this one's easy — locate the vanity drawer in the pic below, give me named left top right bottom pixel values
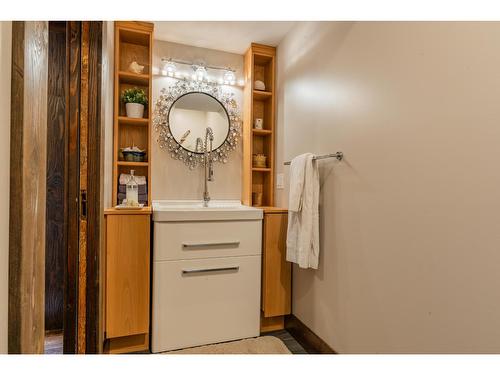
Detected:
left=153, top=220, right=262, bottom=261
left=151, top=255, right=261, bottom=352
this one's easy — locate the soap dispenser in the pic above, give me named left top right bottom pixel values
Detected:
left=125, top=169, right=139, bottom=206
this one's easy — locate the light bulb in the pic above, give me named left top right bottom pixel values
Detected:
left=223, top=70, right=236, bottom=84
left=195, top=66, right=207, bottom=81
left=165, top=61, right=176, bottom=76
left=161, top=59, right=177, bottom=77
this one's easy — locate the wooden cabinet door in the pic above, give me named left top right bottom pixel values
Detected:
left=262, top=212, right=291, bottom=317
left=105, top=214, right=150, bottom=338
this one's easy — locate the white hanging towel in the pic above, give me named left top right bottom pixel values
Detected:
left=286, top=153, right=320, bottom=269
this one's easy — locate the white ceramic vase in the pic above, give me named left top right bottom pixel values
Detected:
left=126, top=103, right=145, bottom=118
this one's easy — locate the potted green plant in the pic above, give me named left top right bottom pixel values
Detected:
left=121, top=87, right=148, bottom=118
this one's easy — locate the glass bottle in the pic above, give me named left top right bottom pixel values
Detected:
left=126, top=169, right=139, bottom=206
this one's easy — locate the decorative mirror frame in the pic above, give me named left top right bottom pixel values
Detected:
left=153, top=80, right=241, bottom=170
left=167, top=92, right=231, bottom=155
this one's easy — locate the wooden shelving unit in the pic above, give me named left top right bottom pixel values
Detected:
left=117, top=161, right=149, bottom=167
left=106, top=21, right=154, bottom=355
left=112, top=21, right=154, bottom=207
left=242, top=44, right=276, bottom=207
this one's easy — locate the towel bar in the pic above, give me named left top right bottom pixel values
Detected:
left=284, top=152, right=343, bottom=165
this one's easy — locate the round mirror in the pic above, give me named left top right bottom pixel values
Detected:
left=168, top=92, right=230, bottom=154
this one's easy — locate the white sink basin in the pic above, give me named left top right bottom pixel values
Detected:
left=152, top=200, right=263, bottom=221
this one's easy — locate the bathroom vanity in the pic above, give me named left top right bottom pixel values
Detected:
left=104, top=27, right=290, bottom=353
left=151, top=200, right=263, bottom=353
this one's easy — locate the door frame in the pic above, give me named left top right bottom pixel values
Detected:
left=8, top=20, right=102, bottom=354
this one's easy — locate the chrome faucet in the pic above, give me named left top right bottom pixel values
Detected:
left=203, top=127, right=214, bottom=207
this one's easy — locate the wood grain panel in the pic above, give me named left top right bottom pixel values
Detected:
left=116, top=21, right=154, bottom=34
left=250, top=43, right=276, bottom=57
left=241, top=47, right=253, bottom=205
left=105, top=214, right=150, bottom=339
left=8, top=20, right=25, bottom=355
left=45, top=21, right=67, bottom=333
left=8, top=21, right=48, bottom=354
left=64, top=21, right=103, bottom=354
left=85, top=21, right=103, bottom=354
left=262, top=210, right=291, bottom=318
left=65, top=21, right=81, bottom=354
left=76, top=21, right=90, bottom=354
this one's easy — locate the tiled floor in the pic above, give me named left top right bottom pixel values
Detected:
left=264, top=330, right=308, bottom=354
left=44, top=331, right=63, bottom=354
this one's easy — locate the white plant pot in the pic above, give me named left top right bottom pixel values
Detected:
left=126, top=103, right=145, bottom=118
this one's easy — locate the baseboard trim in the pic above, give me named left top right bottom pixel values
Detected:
left=285, top=314, right=336, bottom=354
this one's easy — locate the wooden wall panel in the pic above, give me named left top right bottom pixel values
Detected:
left=77, top=21, right=89, bottom=355
left=8, top=20, right=24, bottom=355
left=45, top=21, right=68, bottom=332
left=85, top=21, right=103, bottom=354
left=65, top=21, right=81, bottom=354
left=65, top=21, right=103, bottom=354
left=10, top=20, right=102, bottom=355
left=8, top=21, right=48, bottom=354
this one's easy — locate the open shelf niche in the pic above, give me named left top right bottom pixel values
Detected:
left=112, top=21, right=154, bottom=207
left=242, top=44, right=276, bottom=208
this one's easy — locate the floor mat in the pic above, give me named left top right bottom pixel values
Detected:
left=165, top=336, right=292, bottom=354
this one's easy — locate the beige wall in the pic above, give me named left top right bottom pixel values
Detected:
left=0, top=21, right=11, bottom=354
left=277, top=21, right=500, bottom=353
left=152, top=40, right=243, bottom=201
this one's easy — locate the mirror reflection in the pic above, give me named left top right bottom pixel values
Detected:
left=168, top=92, right=230, bottom=153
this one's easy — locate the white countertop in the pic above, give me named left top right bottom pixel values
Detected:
left=152, top=200, right=263, bottom=222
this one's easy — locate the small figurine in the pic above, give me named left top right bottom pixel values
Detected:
left=128, top=61, right=145, bottom=74
left=254, top=80, right=266, bottom=91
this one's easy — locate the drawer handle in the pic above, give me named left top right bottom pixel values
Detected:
left=182, top=266, right=240, bottom=275
left=182, top=241, right=240, bottom=249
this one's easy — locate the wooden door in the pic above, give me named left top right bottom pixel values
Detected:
left=67, top=21, right=102, bottom=354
